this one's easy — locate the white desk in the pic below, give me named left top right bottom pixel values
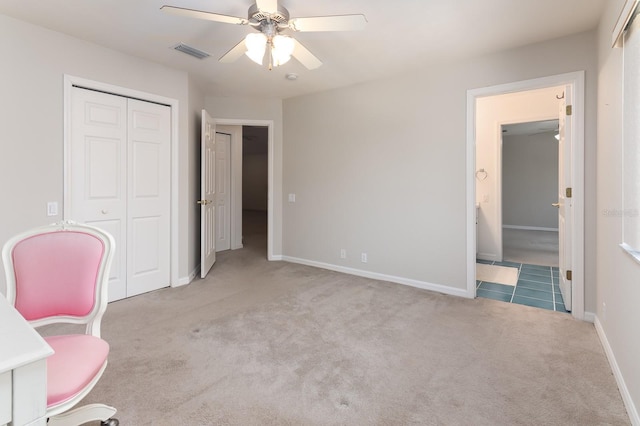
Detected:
left=0, top=294, right=53, bottom=426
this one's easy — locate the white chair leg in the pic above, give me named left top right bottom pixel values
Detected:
left=47, top=403, right=117, bottom=426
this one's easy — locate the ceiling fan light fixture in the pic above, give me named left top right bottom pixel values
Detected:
left=245, top=32, right=267, bottom=64
left=271, top=35, right=295, bottom=66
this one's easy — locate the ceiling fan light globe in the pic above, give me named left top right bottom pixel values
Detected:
left=273, top=35, right=295, bottom=56
left=245, top=32, right=267, bottom=65
left=272, top=51, right=292, bottom=67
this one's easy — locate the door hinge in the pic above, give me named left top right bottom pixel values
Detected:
left=566, top=187, right=572, bottom=198
left=566, top=105, right=572, bottom=115
left=566, top=270, right=572, bottom=281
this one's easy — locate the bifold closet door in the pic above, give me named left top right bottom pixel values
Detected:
left=69, top=87, right=170, bottom=301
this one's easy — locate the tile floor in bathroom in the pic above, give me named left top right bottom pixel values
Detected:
left=476, top=259, right=569, bottom=313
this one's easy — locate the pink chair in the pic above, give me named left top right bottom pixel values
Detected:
left=2, top=221, right=119, bottom=426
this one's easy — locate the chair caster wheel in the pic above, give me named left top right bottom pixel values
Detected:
left=101, top=419, right=119, bottom=426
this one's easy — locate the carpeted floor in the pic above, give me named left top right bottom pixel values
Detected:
left=70, top=212, right=627, bottom=425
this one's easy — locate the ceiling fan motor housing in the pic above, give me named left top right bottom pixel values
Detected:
left=248, top=3, right=290, bottom=26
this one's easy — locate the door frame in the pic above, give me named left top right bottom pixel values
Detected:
left=214, top=118, right=275, bottom=260
left=62, top=75, right=180, bottom=288
left=466, top=71, right=585, bottom=320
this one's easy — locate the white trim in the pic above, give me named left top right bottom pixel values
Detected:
left=466, top=71, right=586, bottom=320
left=63, top=75, right=181, bottom=289
left=583, top=311, right=595, bottom=323
left=212, top=118, right=275, bottom=260
left=178, top=265, right=200, bottom=286
left=594, top=316, right=640, bottom=425
left=502, top=225, right=559, bottom=232
left=613, top=0, right=640, bottom=47
left=282, top=256, right=470, bottom=299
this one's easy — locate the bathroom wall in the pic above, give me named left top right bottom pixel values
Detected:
left=502, top=131, right=559, bottom=230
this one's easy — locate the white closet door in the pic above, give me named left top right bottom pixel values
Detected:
left=126, top=99, right=171, bottom=297
left=69, top=87, right=170, bottom=300
left=70, top=87, right=128, bottom=301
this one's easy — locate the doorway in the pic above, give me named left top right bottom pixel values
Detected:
left=202, top=118, right=275, bottom=272
left=501, top=120, right=560, bottom=267
left=466, top=72, right=585, bottom=320
left=242, top=126, right=269, bottom=254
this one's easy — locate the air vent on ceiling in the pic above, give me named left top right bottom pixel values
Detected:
left=174, top=43, right=210, bottom=60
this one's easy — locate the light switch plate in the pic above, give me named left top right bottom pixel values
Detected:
left=47, top=202, right=58, bottom=216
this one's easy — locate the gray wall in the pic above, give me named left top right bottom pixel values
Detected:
left=283, top=30, right=597, bottom=295
left=502, top=131, right=558, bottom=229
left=597, top=0, right=640, bottom=418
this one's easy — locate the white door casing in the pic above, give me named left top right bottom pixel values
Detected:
left=200, top=109, right=216, bottom=278
left=69, top=87, right=170, bottom=301
left=215, top=132, right=231, bottom=252
left=558, top=86, right=573, bottom=311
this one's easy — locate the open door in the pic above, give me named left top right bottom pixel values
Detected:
left=199, top=109, right=216, bottom=278
left=557, top=87, right=572, bottom=310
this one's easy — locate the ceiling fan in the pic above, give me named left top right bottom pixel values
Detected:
left=161, top=0, right=367, bottom=70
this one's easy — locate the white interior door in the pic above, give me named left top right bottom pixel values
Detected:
left=200, top=110, right=216, bottom=278
left=70, top=87, right=170, bottom=301
left=126, top=99, right=171, bottom=297
left=215, top=132, right=231, bottom=252
left=558, top=86, right=573, bottom=311
left=70, top=87, right=128, bottom=301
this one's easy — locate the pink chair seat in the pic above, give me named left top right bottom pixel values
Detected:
left=45, top=334, right=109, bottom=407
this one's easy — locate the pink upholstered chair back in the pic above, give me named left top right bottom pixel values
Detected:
left=2, top=221, right=115, bottom=336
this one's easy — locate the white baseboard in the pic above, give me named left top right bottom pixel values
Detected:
left=503, top=225, right=559, bottom=232
left=280, top=256, right=470, bottom=299
left=175, top=265, right=200, bottom=287
left=269, top=254, right=283, bottom=261
left=476, top=253, right=499, bottom=262
left=594, top=316, right=639, bottom=425
left=583, top=311, right=595, bottom=323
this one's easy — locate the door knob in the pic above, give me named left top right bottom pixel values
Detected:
left=552, top=203, right=560, bottom=208
left=101, top=209, right=109, bottom=214
left=197, top=199, right=210, bottom=205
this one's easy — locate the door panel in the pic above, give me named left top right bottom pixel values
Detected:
left=201, top=110, right=216, bottom=278
left=127, top=99, right=171, bottom=297
left=216, top=132, right=231, bottom=252
left=71, top=87, right=128, bottom=301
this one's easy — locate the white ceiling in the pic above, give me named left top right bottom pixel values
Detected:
left=0, top=0, right=606, bottom=99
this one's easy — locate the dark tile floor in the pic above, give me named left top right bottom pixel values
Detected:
left=476, top=260, right=569, bottom=313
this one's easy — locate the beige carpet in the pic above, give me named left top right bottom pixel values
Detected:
left=50, top=212, right=627, bottom=425
left=476, top=263, right=519, bottom=286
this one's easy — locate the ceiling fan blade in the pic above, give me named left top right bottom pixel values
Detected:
left=160, top=6, right=247, bottom=25
left=289, top=14, right=367, bottom=32
left=219, top=39, right=247, bottom=63
left=292, top=39, right=322, bottom=70
left=256, top=0, right=278, bottom=14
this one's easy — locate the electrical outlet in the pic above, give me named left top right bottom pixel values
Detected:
left=340, top=249, right=346, bottom=259
left=288, top=193, right=296, bottom=203
left=361, top=253, right=367, bottom=263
